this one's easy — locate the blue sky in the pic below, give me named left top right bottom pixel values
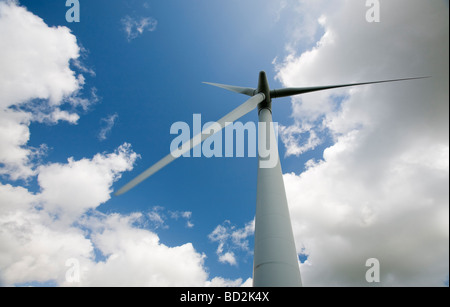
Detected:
left=0, top=0, right=448, bottom=286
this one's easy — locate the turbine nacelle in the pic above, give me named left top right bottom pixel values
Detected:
left=257, top=71, right=272, bottom=113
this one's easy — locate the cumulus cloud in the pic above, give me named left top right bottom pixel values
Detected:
left=78, top=213, right=208, bottom=287
left=0, top=143, right=137, bottom=286
left=0, top=1, right=95, bottom=180
left=0, top=182, right=87, bottom=286
left=0, top=1, right=79, bottom=108
left=37, top=143, right=138, bottom=223
left=121, top=15, right=157, bottom=42
left=0, top=109, right=34, bottom=180
left=0, top=143, right=227, bottom=287
left=274, top=0, right=449, bottom=286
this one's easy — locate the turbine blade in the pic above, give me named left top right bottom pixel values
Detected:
left=203, top=82, right=256, bottom=96
left=115, top=93, right=265, bottom=196
left=270, top=77, right=429, bottom=98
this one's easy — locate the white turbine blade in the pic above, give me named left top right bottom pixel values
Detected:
left=270, top=77, right=429, bottom=98
left=203, top=82, right=256, bottom=96
left=115, top=93, right=265, bottom=196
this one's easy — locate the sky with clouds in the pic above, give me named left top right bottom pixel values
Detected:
left=0, top=0, right=448, bottom=287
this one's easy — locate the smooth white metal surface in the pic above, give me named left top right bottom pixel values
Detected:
left=253, top=108, right=302, bottom=287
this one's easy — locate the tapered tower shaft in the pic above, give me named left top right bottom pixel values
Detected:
left=253, top=107, right=302, bottom=287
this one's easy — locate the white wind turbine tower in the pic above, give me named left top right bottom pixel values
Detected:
left=115, top=71, right=426, bottom=287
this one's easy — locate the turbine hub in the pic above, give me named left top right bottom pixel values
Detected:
left=257, top=71, right=272, bottom=113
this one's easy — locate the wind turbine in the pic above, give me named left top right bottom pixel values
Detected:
left=115, top=71, right=426, bottom=287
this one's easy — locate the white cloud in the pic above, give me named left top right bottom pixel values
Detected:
left=0, top=144, right=225, bottom=287
left=0, top=1, right=80, bottom=108
left=0, top=183, right=36, bottom=215
left=0, top=142, right=138, bottom=286
left=275, top=0, right=449, bottom=286
left=147, top=206, right=168, bottom=230
left=0, top=109, right=35, bottom=180
left=79, top=213, right=209, bottom=287
left=146, top=207, right=195, bottom=230
left=98, top=113, right=118, bottom=141
left=218, top=252, right=237, bottom=266
left=121, top=15, right=157, bottom=42
left=209, top=220, right=255, bottom=266
left=37, top=143, right=138, bottom=224
left=0, top=1, right=95, bottom=180
left=0, top=184, right=94, bottom=286
left=206, top=276, right=252, bottom=287
left=170, top=210, right=195, bottom=228
left=279, top=122, right=322, bottom=157
left=230, top=219, right=255, bottom=251
left=36, top=108, right=80, bottom=125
